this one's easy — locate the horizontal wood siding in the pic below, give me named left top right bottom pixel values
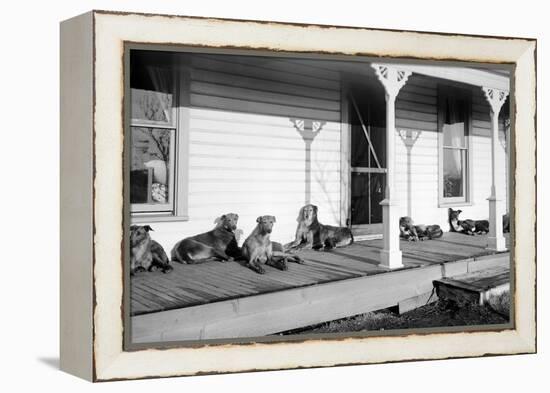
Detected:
left=133, top=58, right=509, bottom=256
left=139, top=55, right=341, bottom=252
left=395, top=74, right=508, bottom=230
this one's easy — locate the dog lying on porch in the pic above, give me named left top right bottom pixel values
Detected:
left=171, top=213, right=242, bottom=264
left=448, top=208, right=490, bottom=235
left=130, top=225, right=173, bottom=275
left=284, top=204, right=354, bottom=251
left=242, top=215, right=304, bottom=274
left=399, top=216, right=443, bottom=241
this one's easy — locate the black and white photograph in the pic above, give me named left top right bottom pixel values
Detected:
left=127, top=49, right=513, bottom=345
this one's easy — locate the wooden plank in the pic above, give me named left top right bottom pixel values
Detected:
left=191, top=68, right=341, bottom=100
left=191, top=81, right=340, bottom=111
left=190, top=94, right=340, bottom=122
left=191, top=56, right=341, bottom=90
left=131, top=264, right=444, bottom=342
left=398, top=290, right=439, bottom=314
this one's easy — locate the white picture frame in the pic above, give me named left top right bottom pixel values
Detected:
left=60, top=10, right=536, bottom=381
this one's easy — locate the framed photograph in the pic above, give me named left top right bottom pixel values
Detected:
left=60, top=10, right=536, bottom=382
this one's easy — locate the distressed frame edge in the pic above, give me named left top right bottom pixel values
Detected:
left=59, top=11, right=96, bottom=381
left=86, top=11, right=536, bottom=381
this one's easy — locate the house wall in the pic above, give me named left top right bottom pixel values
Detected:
left=135, top=58, right=509, bottom=254
left=394, top=73, right=508, bottom=230
left=139, top=55, right=342, bottom=252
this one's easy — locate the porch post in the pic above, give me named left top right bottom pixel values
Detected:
left=482, top=87, right=509, bottom=251
left=371, top=64, right=411, bottom=269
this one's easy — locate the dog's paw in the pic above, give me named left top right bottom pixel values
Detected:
left=134, top=266, right=146, bottom=274
left=162, top=265, right=173, bottom=273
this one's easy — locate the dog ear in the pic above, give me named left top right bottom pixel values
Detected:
left=143, top=225, right=153, bottom=232
left=298, top=206, right=305, bottom=221
left=272, top=216, right=277, bottom=223
left=457, top=210, right=462, bottom=214
left=256, top=216, right=262, bottom=223
left=448, top=208, right=452, bottom=214
left=221, top=214, right=227, bottom=221
left=312, top=205, right=318, bottom=214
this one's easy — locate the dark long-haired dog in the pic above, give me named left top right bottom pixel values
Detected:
left=130, top=225, right=172, bottom=275
left=242, top=215, right=304, bottom=274
left=399, top=216, right=443, bottom=241
left=284, top=204, right=354, bottom=251
left=171, top=213, right=242, bottom=264
left=448, top=208, right=489, bottom=235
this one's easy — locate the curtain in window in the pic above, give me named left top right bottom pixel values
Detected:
left=146, top=66, right=173, bottom=123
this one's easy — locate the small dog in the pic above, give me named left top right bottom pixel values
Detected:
left=400, top=217, right=443, bottom=241
left=448, top=208, right=489, bottom=235
left=130, top=225, right=172, bottom=275
left=242, top=215, right=303, bottom=274
left=171, top=213, right=242, bottom=264
left=285, top=204, right=354, bottom=251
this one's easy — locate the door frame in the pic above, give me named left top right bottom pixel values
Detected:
left=340, top=81, right=386, bottom=235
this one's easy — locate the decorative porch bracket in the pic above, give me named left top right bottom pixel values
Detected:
left=482, top=87, right=509, bottom=251
left=371, top=64, right=412, bottom=269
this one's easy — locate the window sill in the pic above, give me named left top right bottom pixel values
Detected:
left=438, top=201, right=473, bottom=208
left=130, top=214, right=189, bottom=223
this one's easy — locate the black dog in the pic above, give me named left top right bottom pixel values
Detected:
left=448, top=208, right=489, bottom=235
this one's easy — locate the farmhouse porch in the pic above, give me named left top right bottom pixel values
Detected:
left=131, top=232, right=510, bottom=343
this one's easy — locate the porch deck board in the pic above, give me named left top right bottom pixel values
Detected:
left=130, top=232, right=509, bottom=316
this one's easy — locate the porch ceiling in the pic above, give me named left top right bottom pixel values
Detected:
left=289, top=58, right=510, bottom=91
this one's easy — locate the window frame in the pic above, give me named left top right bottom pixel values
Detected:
left=128, top=52, right=190, bottom=222
left=437, top=84, right=473, bottom=207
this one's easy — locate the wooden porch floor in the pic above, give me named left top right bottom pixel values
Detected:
left=130, top=232, right=509, bottom=316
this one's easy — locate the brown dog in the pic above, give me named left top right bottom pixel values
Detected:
left=284, top=204, right=353, bottom=251
left=171, top=213, right=242, bottom=264
left=130, top=225, right=172, bottom=275
left=242, top=215, right=303, bottom=274
left=400, top=216, right=443, bottom=241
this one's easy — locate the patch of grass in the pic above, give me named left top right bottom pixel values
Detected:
left=279, top=299, right=509, bottom=336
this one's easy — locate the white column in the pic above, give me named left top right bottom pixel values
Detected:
left=482, top=87, right=509, bottom=251
left=371, top=64, right=412, bottom=269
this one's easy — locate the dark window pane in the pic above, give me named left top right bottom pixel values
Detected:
left=443, top=96, right=466, bottom=147
left=351, top=172, right=385, bottom=225
left=443, top=148, right=464, bottom=198
left=130, top=51, right=174, bottom=124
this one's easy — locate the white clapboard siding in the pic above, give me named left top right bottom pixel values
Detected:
left=394, top=74, right=508, bottom=229
left=141, top=55, right=342, bottom=252
left=134, top=58, right=509, bottom=254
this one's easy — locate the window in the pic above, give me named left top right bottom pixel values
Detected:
left=438, top=86, right=471, bottom=205
left=129, top=51, right=187, bottom=218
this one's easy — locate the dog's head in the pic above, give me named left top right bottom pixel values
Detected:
left=256, top=215, right=276, bottom=234
left=217, top=213, right=239, bottom=231
left=399, top=216, right=414, bottom=228
left=448, top=208, right=463, bottom=222
left=130, top=225, right=153, bottom=247
left=300, top=204, right=318, bottom=225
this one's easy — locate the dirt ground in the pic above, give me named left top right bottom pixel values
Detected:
left=279, top=298, right=509, bottom=335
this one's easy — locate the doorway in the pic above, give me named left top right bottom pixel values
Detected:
left=347, top=83, right=387, bottom=236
